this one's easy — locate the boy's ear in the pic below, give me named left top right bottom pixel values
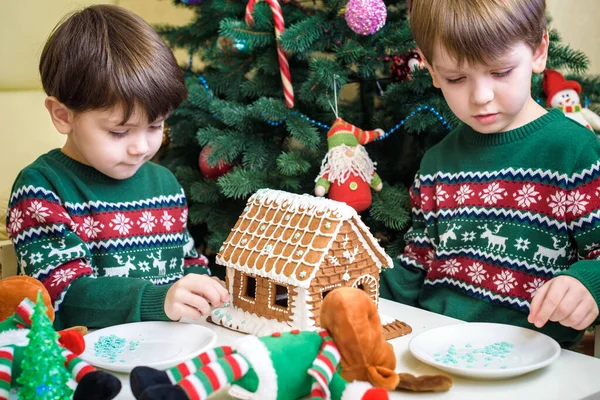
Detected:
left=532, top=31, right=550, bottom=74
left=418, top=50, right=441, bottom=88
left=44, top=96, right=74, bottom=135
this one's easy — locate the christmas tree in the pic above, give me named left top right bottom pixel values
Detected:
left=16, top=292, right=72, bottom=400
left=156, top=0, right=599, bottom=261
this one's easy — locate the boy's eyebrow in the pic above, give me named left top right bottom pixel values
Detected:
left=107, top=116, right=168, bottom=127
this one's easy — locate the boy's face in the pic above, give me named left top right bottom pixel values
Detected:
left=63, top=105, right=166, bottom=179
left=424, top=37, right=548, bottom=134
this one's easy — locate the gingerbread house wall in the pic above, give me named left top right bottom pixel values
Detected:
left=307, top=221, right=381, bottom=326
left=229, top=269, right=296, bottom=324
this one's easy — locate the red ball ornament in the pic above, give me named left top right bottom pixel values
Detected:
left=199, top=145, right=233, bottom=180
left=391, top=50, right=424, bottom=82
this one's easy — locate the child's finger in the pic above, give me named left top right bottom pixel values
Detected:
left=560, top=301, right=593, bottom=330
left=528, top=280, right=550, bottom=321
left=529, top=280, right=568, bottom=328
left=547, top=288, right=581, bottom=324
left=197, top=284, right=222, bottom=308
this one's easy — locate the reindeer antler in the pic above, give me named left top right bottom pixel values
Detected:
left=493, top=224, right=503, bottom=234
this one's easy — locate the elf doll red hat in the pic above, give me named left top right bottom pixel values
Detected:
left=542, top=69, right=582, bottom=107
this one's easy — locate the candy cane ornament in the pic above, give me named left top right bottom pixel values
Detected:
left=245, top=0, right=295, bottom=108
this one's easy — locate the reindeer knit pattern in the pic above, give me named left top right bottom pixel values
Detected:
left=381, top=109, right=600, bottom=346
left=6, top=149, right=210, bottom=329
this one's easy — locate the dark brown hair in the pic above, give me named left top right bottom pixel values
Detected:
left=39, top=4, right=187, bottom=124
left=409, top=0, right=547, bottom=66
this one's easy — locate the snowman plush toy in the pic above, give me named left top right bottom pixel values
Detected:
left=542, top=68, right=600, bottom=132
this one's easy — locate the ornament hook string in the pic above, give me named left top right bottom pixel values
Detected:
left=328, top=74, right=340, bottom=119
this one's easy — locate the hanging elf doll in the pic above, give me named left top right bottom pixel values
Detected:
left=315, top=118, right=384, bottom=212
left=0, top=276, right=121, bottom=400
left=129, top=287, right=452, bottom=400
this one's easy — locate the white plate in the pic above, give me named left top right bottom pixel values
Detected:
left=80, top=321, right=217, bottom=373
left=409, top=323, right=560, bottom=379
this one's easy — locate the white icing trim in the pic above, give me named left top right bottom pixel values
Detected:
left=290, top=287, right=315, bottom=330
left=253, top=189, right=357, bottom=219
left=348, top=218, right=393, bottom=269
left=210, top=304, right=297, bottom=336
left=234, top=336, right=278, bottom=400
left=352, top=274, right=378, bottom=304
left=378, top=312, right=396, bottom=326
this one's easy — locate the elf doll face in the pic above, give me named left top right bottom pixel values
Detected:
left=549, top=89, right=581, bottom=108
left=424, top=37, right=549, bottom=134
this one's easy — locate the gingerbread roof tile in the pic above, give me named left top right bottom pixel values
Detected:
left=216, top=189, right=393, bottom=288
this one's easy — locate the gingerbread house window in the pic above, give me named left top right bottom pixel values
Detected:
left=321, top=289, right=333, bottom=300
left=243, top=275, right=257, bottom=301
left=272, top=283, right=289, bottom=309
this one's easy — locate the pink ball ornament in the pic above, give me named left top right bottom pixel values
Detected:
left=344, top=0, right=387, bottom=35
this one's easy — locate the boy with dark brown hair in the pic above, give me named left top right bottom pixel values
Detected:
left=381, top=0, right=600, bottom=346
left=7, top=5, right=228, bottom=329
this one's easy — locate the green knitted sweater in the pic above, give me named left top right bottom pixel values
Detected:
left=6, top=149, right=210, bottom=329
left=381, top=109, right=600, bottom=347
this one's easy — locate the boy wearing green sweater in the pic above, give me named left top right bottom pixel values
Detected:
left=6, top=5, right=228, bottom=330
left=381, top=0, right=600, bottom=347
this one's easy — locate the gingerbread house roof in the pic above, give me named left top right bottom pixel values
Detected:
left=216, top=189, right=393, bottom=288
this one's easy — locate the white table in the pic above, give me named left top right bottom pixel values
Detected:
left=105, top=299, right=600, bottom=400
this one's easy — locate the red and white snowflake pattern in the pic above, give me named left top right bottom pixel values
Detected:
left=161, top=211, right=175, bottom=231
left=547, top=191, right=568, bottom=217
left=480, top=182, right=506, bottom=205
left=51, top=268, right=77, bottom=286
left=440, top=259, right=461, bottom=276
left=27, top=200, right=52, bottom=223
left=525, top=278, right=546, bottom=298
left=82, top=216, right=103, bottom=238
left=493, top=270, right=516, bottom=293
left=454, top=185, right=473, bottom=205
left=514, top=184, right=539, bottom=208
left=435, top=186, right=449, bottom=204
left=110, top=213, right=132, bottom=235
left=567, top=190, right=589, bottom=216
left=138, top=211, right=157, bottom=233
left=467, top=262, right=488, bottom=284
left=9, top=208, right=24, bottom=234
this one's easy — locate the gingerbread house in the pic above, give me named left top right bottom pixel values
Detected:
left=209, top=188, right=395, bottom=336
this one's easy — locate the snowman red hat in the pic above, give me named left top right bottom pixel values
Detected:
left=542, top=69, right=582, bottom=107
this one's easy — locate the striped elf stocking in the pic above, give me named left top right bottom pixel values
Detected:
left=62, top=349, right=96, bottom=383
left=307, top=329, right=341, bottom=400
left=177, top=354, right=250, bottom=400
left=12, top=298, right=35, bottom=328
left=167, top=346, right=235, bottom=383
left=0, top=347, right=14, bottom=400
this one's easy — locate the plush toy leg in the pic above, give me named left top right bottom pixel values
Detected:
left=0, top=347, right=14, bottom=400
left=330, top=375, right=389, bottom=400
left=131, top=346, right=235, bottom=398
left=139, top=354, right=250, bottom=400
left=307, top=330, right=341, bottom=400
left=62, top=350, right=121, bottom=400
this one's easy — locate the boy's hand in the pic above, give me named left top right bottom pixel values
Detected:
left=528, top=276, right=598, bottom=330
left=164, top=274, right=230, bottom=321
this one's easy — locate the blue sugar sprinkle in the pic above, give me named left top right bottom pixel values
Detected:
left=435, top=341, right=516, bottom=370
left=93, top=334, right=127, bottom=363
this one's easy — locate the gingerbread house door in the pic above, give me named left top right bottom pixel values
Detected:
left=351, top=274, right=378, bottom=302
